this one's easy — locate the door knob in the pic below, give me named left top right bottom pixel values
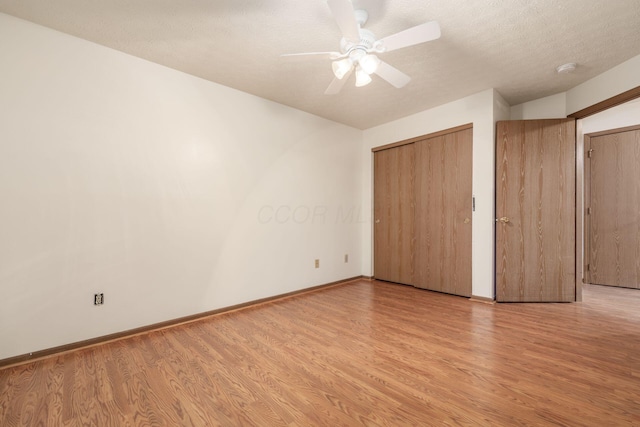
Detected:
left=375, top=219, right=380, bottom=224
left=464, top=218, right=470, bottom=224
left=497, top=217, right=510, bottom=223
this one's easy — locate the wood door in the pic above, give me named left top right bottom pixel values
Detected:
left=587, top=125, right=640, bottom=289
left=496, top=119, right=576, bottom=302
left=373, top=144, right=415, bottom=285
left=414, top=127, right=473, bottom=296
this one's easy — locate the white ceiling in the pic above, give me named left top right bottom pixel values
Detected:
left=1, top=0, right=640, bottom=129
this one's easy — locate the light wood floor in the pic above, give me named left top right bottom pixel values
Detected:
left=1, top=280, right=639, bottom=426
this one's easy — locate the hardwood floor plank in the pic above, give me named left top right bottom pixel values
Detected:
left=2, top=280, right=640, bottom=426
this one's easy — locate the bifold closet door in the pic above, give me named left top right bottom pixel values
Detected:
left=414, top=127, right=473, bottom=297
left=373, top=144, right=415, bottom=285
left=496, top=119, right=575, bottom=302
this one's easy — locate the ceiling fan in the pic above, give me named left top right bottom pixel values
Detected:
left=282, top=0, right=441, bottom=95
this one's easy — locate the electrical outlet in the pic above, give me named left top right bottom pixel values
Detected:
left=94, top=293, right=104, bottom=305
left=315, top=259, right=319, bottom=268
left=345, top=254, right=349, bottom=263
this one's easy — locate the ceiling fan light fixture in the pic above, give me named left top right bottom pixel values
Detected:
left=556, top=63, right=577, bottom=74
left=286, top=2, right=442, bottom=95
left=332, top=58, right=353, bottom=79
left=355, top=66, right=372, bottom=87
left=359, top=54, right=380, bottom=75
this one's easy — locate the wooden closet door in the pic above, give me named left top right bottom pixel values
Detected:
left=496, top=119, right=576, bottom=302
left=373, top=144, right=415, bottom=285
left=587, top=125, right=640, bottom=289
left=414, top=127, right=473, bottom=297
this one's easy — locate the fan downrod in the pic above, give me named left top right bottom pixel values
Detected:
left=354, top=9, right=368, bottom=26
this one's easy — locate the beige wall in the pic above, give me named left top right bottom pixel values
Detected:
left=567, top=55, right=640, bottom=115
left=510, top=54, right=640, bottom=120
left=0, top=13, right=363, bottom=360
left=510, top=93, right=567, bottom=120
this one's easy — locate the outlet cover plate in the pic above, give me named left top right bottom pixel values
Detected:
left=94, top=293, right=104, bottom=305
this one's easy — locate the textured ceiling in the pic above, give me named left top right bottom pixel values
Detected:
left=1, top=0, right=640, bottom=129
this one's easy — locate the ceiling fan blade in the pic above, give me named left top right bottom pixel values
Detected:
left=327, top=0, right=361, bottom=42
left=374, top=61, right=411, bottom=88
left=378, top=21, right=441, bottom=52
left=280, top=52, right=344, bottom=60
left=324, top=68, right=353, bottom=95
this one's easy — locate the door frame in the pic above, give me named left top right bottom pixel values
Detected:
left=583, top=124, right=640, bottom=287
left=571, top=86, right=640, bottom=301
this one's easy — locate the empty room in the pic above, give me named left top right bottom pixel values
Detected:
left=1, top=0, right=640, bottom=425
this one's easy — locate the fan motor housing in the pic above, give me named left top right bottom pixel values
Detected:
left=340, top=28, right=376, bottom=54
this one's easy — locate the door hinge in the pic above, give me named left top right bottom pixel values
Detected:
left=587, top=207, right=591, bottom=215
left=588, top=148, right=594, bottom=158
left=587, top=264, right=590, bottom=272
